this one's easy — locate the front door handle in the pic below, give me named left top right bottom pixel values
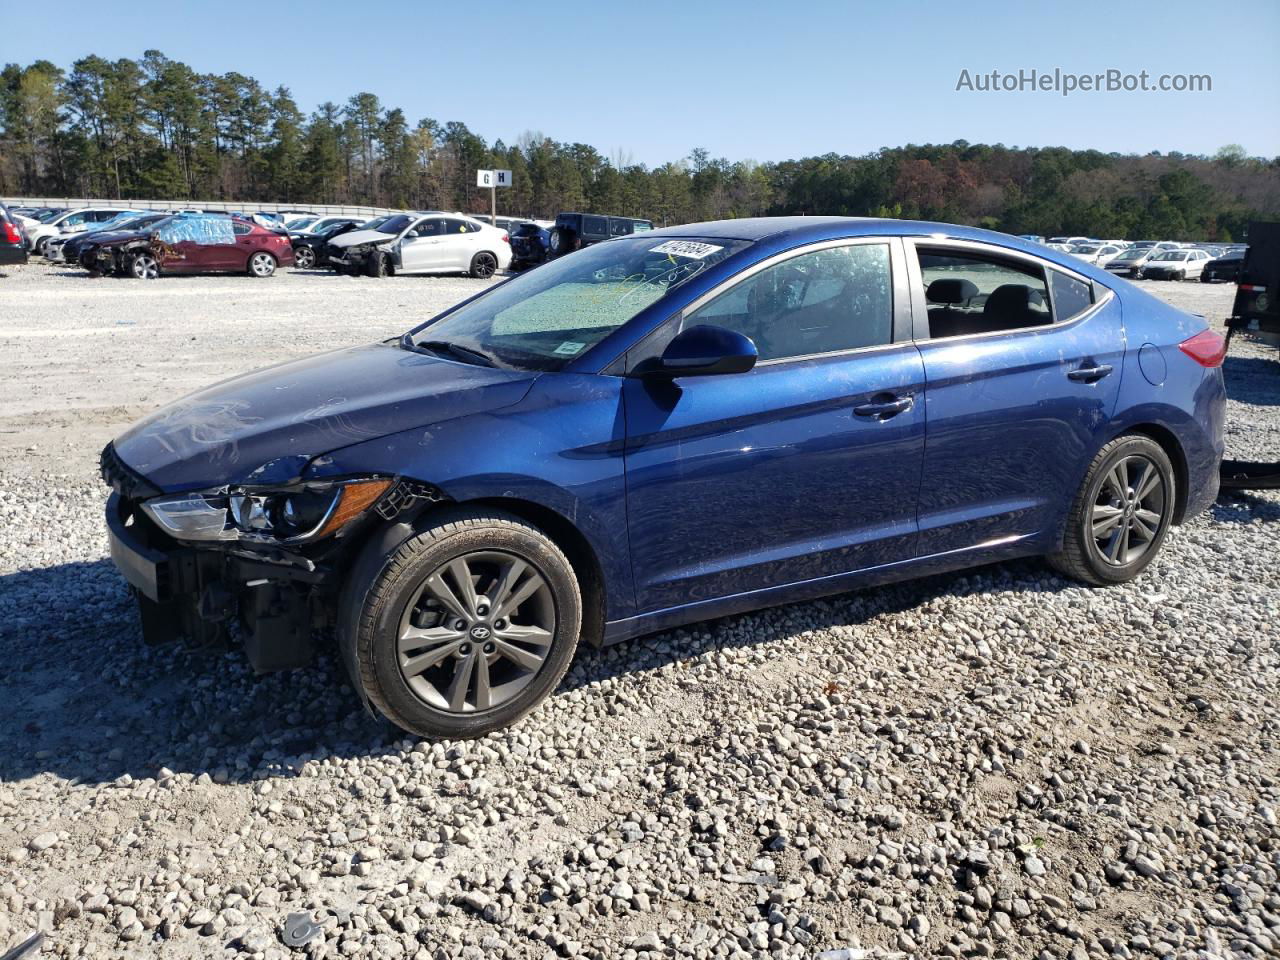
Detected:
left=853, top=393, right=914, bottom=420
left=1067, top=363, right=1114, bottom=383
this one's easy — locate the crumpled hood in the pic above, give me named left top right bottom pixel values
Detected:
left=112, top=342, right=537, bottom=491
left=328, top=229, right=398, bottom=248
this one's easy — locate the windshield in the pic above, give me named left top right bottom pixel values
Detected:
left=1115, top=249, right=1145, bottom=260
left=1074, top=245, right=1100, bottom=254
left=1154, top=251, right=1188, bottom=261
left=376, top=215, right=413, bottom=235
left=407, top=236, right=753, bottom=371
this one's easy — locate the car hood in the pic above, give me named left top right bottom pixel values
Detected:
left=112, top=342, right=537, bottom=491
left=328, top=229, right=399, bottom=248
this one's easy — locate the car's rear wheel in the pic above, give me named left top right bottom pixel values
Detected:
left=129, top=251, right=160, bottom=280
left=470, top=251, right=498, bottom=279
left=293, top=245, right=316, bottom=269
left=351, top=509, right=582, bottom=739
left=1050, top=434, right=1175, bottom=586
left=248, top=251, right=277, bottom=278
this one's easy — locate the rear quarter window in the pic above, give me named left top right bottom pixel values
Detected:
left=1049, top=270, right=1094, bottom=321
left=582, top=216, right=608, bottom=237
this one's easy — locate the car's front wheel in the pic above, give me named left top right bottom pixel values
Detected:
left=351, top=509, right=582, bottom=739
left=129, top=251, right=160, bottom=280
left=293, top=245, right=316, bottom=269
left=248, top=251, right=277, bottom=278
left=1050, top=434, right=1175, bottom=586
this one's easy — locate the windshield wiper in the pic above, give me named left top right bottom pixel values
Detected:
left=414, top=339, right=498, bottom=368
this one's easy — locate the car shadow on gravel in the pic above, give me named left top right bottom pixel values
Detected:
left=0, top=555, right=1071, bottom=788
left=1212, top=491, right=1280, bottom=523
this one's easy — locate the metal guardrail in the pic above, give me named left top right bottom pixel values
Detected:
left=3, top=197, right=403, bottom=217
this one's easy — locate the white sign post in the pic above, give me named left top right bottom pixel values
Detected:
left=476, top=169, right=513, bottom=227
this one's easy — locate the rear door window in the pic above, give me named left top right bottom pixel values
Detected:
left=582, top=216, right=608, bottom=238
left=916, top=247, right=1052, bottom=338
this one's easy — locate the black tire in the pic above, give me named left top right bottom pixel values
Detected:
left=470, top=251, right=498, bottom=279
left=350, top=508, right=582, bottom=739
left=1050, top=434, right=1176, bottom=586
left=1175, top=269, right=1185, bottom=282
left=548, top=227, right=576, bottom=258
left=293, top=245, right=316, bottom=269
left=366, top=251, right=389, bottom=278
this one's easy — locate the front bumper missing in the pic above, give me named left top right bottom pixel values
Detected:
left=106, top=492, right=318, bottom=670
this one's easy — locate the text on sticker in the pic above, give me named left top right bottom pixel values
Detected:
left=649, top=240, right=724, bottom=260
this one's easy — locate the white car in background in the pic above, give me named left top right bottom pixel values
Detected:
left=1068, top=243, right=1124, bottom=266
left=326, top=212, right=511, bottom=278
left=292, top=215, right=367, bottom=236
left=24, top=206, right=140, bottom=258
left=1139, top=248, right=1212, bottom=281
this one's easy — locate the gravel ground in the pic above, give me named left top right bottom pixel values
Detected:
left=0, top=262, right=1277, bottom=960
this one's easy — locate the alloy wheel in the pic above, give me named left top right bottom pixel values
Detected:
left=294, top=246, right=315, bottom=269
left=397, top=550, right=555, bottom=713
left=250, top=252, right=275, bottom=277
left=1090, top=454, right=1166, bottom=566
left=131, top=253, right=159, bottom=280
left=473, top=253, right=497, bottom=279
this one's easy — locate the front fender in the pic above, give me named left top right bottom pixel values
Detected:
left=306, top=372, right=635, bottom=619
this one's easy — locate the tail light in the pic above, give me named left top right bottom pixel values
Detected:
left=1178, top=329, right=1227, bottom=368
left=1, top=221, right=19, bottom=245
left=501, top=232, right=509, bottom=244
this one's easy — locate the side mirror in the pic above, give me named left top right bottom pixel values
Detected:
left=646, top=324, right=758, bottom=378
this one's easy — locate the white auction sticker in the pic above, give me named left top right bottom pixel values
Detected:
left=649, top=240, right=724, bottom=259
left=553, top=341, right=586, bottom=356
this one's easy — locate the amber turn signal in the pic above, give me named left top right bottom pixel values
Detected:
left=314, top=479, right=393, bottom=538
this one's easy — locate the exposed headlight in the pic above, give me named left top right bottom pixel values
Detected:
left=141, top=478, right=392, bottom=544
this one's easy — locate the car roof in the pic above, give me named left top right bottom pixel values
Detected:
left=641, top=216, right=1123, bottom=279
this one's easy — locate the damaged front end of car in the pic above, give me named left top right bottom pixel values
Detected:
left=326, top=240, right=393, bottom=272
left=101, top=442, right=445, bottom=672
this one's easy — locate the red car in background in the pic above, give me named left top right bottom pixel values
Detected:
left=84, top=214, right=294, bottom=279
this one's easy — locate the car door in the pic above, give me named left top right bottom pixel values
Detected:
left=622, top=237, right=924, bottom=613
left=441, top=218, right=480, bottom=271
left=397, top=217, right=445, bottom=273
left=905, top=239, right=1125, bottom=556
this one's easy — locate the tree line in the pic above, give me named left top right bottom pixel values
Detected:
left=3, top=52, right=1278, bottom=241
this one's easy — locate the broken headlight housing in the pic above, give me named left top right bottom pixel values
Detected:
left=140, top=478, right=392, bottom=544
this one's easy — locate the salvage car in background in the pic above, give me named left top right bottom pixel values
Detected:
left=326, top=212, right=510, bottom=278
left=1140, top=248, right=1211, bottom=281
left=546, top=212, right=653, bottom=259
left=60, top=212, right=173, bottom=271
left=509, top=221, right=550, bottom=270
left=100, top=216, right=1226, bottom=739
left=1104, top=246, right=1160, bottom=278
left=87, top=214, right=293, bottom=279
left=291, top=218, right=366, bottom=269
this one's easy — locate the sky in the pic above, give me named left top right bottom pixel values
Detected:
left=4, top=0, right=1278, bottom=166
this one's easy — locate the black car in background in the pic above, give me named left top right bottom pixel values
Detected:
left=547, top=212, right=653, bottom=259
left=1202, top=250, right=1245, bottom=283
left=509, top=221, right=550, bottom=270
left=0, top=201, right=28, bottom=266
left=62, top=212, right=172, bottom=269
left=291, top=220, right=365, bottom=269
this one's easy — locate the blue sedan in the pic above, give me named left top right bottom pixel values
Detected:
left=101, top=217, right=1226, bottom=738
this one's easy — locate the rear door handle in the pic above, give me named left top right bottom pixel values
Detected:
left=853, top=393, right=914, bottom=419
left=1067, top=364, right=1114, bottom=383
